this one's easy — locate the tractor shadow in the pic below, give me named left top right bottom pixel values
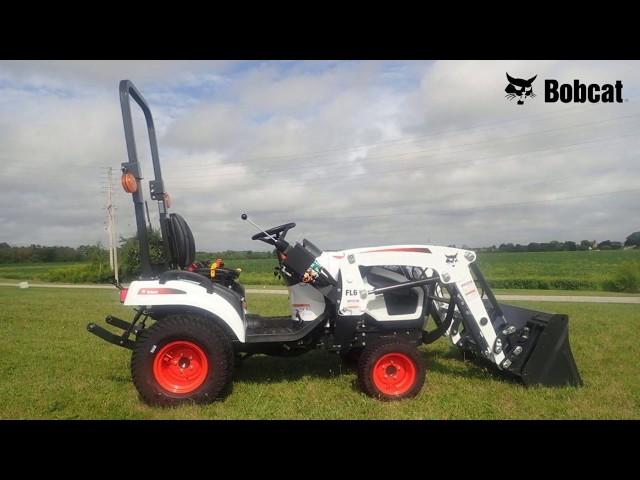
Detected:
left=342, top=349, right=519, bottom=395
left=425, top=349, right=522, bottom=385
left=233, top=350, right=345, bottom=384
left=233, top=347, right=521, bottom=388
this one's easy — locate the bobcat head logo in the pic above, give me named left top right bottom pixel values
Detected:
left=445, top=253, right=458, bottom=265
left=505, top=73, right=537, bottom=105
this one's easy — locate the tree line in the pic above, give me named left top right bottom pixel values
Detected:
left=475, top=239, right=631, bottom=253
left=0, top=242, right=106, bottom=264
left=2, top=231, right=638, bottom=264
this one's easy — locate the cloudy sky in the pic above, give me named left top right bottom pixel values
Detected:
left=1, top=60, right=639, bottom=252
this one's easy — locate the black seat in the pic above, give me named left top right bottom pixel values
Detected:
left=165, top=213, right=196, bottom=268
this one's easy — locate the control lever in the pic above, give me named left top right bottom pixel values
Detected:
left=241, top=213, right=278, bottom=243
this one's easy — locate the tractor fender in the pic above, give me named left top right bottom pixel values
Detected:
left=124, top=279, right=246, bottom=342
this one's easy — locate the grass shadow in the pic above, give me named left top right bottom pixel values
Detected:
left=234, top=350, right=345, bottom=384
left=234, top=346, right=521, bottom=388
left=425, top=348, right=522, bottom=385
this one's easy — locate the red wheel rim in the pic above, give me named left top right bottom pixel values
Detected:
left=152, top=341, right=209, bottom=394
left=372, top=353, right=416, bottom=395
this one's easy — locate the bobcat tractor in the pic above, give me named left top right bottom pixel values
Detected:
left=87, top=81, right=582, bottom=406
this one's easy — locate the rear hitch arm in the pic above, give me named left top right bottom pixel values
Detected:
left=86, top=310, right=146, bottom=350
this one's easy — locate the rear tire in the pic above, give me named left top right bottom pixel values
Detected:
left=357, top=340, right=425, bottom=401
left=131, top=314, right=234, bottom=407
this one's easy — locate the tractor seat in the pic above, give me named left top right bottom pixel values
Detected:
left=165, top=213, right=196, bottom=268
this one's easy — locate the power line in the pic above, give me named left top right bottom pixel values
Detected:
left=167, top=129, right=640, bottom=189
left=238, top=166, right=634, bottom=219
left=164, top=109, right=640, bottom=178
left=162, top=122, right=635, bottom=185
left=3, top=110, right=639, bottom=185
left=296, top=187, right=640, bottom=223
left=170, top=102, right=639, bottom=166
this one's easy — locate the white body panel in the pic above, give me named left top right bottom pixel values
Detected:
left=288, top=282, right=327, bottom=321
left=124, top=280, right=246, bottom=342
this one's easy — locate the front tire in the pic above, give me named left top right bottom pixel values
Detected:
left=131, top=314, right=234, bottom=407
left=357, top=340, right=425, bottom=401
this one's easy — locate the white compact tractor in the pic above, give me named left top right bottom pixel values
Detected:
left=87, top=81, right=582, bottom=406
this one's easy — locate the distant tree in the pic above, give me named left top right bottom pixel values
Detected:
left=625, top=232, right=640, bottom=247
left=597, top=240, right=622, bottom=250
left=528, top=242, right=540, bottom=252
left=32, top=247, right=56, bottom=262
left=120, top=231, right=166, bottom=278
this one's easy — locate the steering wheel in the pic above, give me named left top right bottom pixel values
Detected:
left=251, top=222, right=296, bottom=244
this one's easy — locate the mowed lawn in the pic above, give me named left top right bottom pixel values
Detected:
left=0, top=286, right=638, bottom=419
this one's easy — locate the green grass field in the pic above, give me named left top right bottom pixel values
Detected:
left=1, top=250, right=639, bottom=292
left=476, top=250, right=640, bottom=290
left=1, top=285, right=638, bottom=419
left=218, top=258, right=280, bottom=285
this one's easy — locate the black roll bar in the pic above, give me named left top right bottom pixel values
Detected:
left=119, top=80, right=170, bottom=278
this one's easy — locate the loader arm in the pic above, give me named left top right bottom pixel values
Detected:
left=336, top=245, right=582, bottom=387
left=465, top=263, right=582, bottom=386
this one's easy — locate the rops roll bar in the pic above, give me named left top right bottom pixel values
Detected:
left=119, top=80, right=170, bottom=277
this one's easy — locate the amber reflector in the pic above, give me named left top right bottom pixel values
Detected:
left=121, top=172, right=137, bottom=193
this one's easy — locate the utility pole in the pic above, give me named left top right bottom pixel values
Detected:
left=105, top=167, right=119, bottom=284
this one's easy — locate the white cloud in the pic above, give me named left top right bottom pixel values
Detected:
left=1, top=60, right=639, bottom=252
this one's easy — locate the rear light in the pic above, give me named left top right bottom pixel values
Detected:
left=119, top=288, right=129, bottom=303
left=121, top=172, right=137, bottom=193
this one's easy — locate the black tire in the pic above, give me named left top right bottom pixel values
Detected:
left=357, top=340, right=425, bottom=401
left=131, top=314, right=234, bottom=407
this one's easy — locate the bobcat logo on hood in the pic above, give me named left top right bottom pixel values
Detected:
left=505, top=73, right=537, bottom=105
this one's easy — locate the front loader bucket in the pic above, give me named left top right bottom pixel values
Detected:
left=498, top=304, right=582, bottom=387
